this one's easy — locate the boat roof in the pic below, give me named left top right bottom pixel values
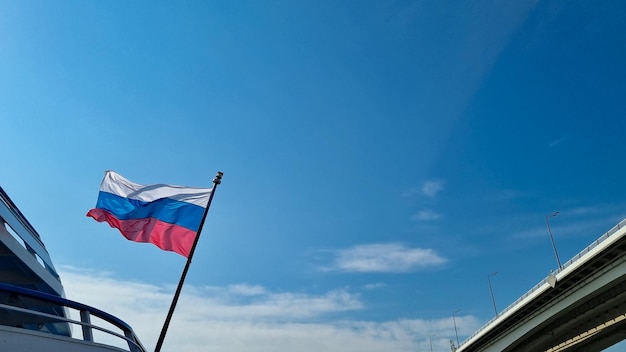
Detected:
left=0, top=186, right=64, bottom=297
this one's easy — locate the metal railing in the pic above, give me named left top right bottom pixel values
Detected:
left=458, top=218, right=626, bottom=349
left=0, top=282, right=146, bottom=352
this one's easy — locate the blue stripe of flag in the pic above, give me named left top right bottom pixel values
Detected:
left=94, top=191, right=205, bottom=231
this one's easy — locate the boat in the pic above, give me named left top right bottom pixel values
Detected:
left=0, top=186, right=146, bottom=352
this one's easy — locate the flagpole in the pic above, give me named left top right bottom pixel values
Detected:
left=154, top=171, right=223, bottom=352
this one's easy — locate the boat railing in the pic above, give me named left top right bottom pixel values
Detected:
left=0, top=282, right=146, bottom=352
left=458, top=217, right=626, bottom=349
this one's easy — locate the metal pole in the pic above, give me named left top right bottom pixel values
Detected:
left=154, top=171, right=223, bottom=352
left=452, top=309, right=460, bottom=348
left=545, top=212, right=562, bottom=269
left=488, top=272, right=498, bottom=316
left=430, top=334, right=436, bottom=352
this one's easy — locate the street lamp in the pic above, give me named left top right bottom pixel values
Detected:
left=452, top=309, right=461, bottom=348
left=488, top=272, right=498, bottom=316
left=429, top=334, right=436, bottom=352
left=545, top=212, right=562, bottom=269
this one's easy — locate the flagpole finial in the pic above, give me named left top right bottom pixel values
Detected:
left=213, top=171, right=224, bottom=185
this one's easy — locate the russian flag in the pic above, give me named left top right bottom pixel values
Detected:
left=87, top=171, right=213, bottom=257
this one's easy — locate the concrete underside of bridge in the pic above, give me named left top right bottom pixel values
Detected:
left=507, top=267, right=626, bottom=352
left=464, top=233, right=626, bottom=352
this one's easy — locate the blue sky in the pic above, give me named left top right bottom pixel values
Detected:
left=2, top=1, right=626, bottom=351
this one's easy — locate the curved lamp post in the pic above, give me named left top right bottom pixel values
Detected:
left=488, top=272, right=498, bottom=316
left=545, top=212, right=562, bottom=269
left=452, top=309, right=461, bottom=348
left=429, top=334, right=436, bottom=352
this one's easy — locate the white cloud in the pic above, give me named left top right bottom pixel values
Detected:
left=401, top=187, right=420, bottom=197
left=322, top=243, right=446, bottom=273
left=61, top=267, right=361, bottom=322
left=509, top=210, right=624, bottom=240
left=363, top=283, right=386, bottom=290
left=548, top=136, right=566, bottom=148
left=422, top=180, right=444, bottom=198
left=58, top=267, right=477, bottom=352
left=228, top=284, right=268, bottom=296
left=566, top=206, right=600, bottom=216
left=493, top=189, right=523, bottom=201
left=411, top=209, right=441, bottom=221
left=403, top=180, right=445, bottom=199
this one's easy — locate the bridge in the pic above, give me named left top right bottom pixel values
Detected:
left=456, top=218, right=626, bottom=352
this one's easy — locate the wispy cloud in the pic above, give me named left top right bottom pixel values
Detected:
left=402, top=180, right=445, bottom=199
left=548, top=136, right=566, bottom=148
left=422, top=180, right=444, bottom=198
left=61, top=267, right=361, bottom=322
left=411, top=209, right=441, bottom=221
left=404, top=180, right=445, bottom=221
left=401, top=187, right=419, bottom=197
left=321, top=243, right=446, bottom=273
left=509, top=208, right=625, bottom=241
left=59, top=267, right=477, bottom=352
left=493, top=189, right=524, bottom=201
left=363, top=283, right=386, bottom=290
left=566, top=206, right=601, bottom=217
left=227, top=284, right=268, bottom=296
